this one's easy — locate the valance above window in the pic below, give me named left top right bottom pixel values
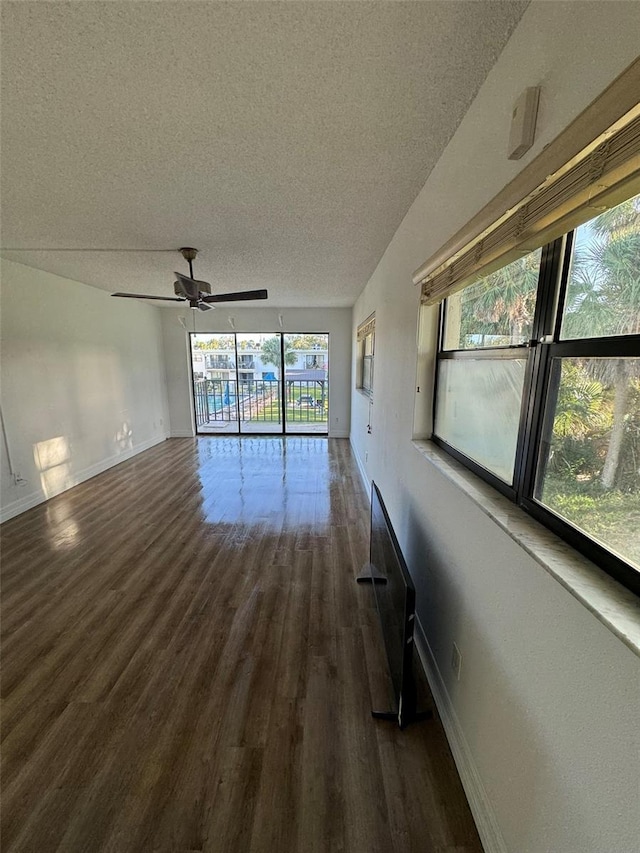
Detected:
left=356, top=313, right=375, bottom=396
left=356, top=313, right=375, bottom=341
left=414, top=57, right=640, bottom=306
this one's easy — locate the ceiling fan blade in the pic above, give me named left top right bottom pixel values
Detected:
left=197, top=302, right=213, bottom=311
left=202, top=289, right=268, bottom=303
left=112, top=292, right=186, bottom=302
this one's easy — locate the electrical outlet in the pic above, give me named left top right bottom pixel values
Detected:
left=13, top=472, right=27, bottom=487
left=365, top=451, right=368, bottom=462
left=451, top=642, right=462, bottom=681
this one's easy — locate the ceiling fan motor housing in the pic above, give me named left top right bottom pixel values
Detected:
left=179, top=247, right=198, bottom=262
left=173, top=275, right=211, bottom=299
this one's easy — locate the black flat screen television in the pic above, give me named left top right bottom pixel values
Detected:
left=369, top=481, right=427, bottom=728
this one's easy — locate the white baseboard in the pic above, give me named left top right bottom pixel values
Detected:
left=0, top=490, right=45, bottom=523
left=0, top=434, right=167, bottom=524
left=169, top=429, right=196, bottom=438
left=329, top=429, right=350, bottom=439
left=413, top=615, right=507, bottom=853
left=349, top=435, right=371, bottom=495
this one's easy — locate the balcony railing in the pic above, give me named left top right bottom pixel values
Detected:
left=193, top=379, right=328, bottom=429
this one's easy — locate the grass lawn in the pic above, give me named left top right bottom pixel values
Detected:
left=247, top=399, right=328, bottom=425
left=541, top=479, right=640, bottom=568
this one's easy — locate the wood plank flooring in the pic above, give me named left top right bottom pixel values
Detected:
left=1, top=437, right=483, bottom=853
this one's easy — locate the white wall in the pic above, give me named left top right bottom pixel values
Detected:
left=351, top=3, right=640, bottom=852
left=161, top=306, right=351, bottom=437
left=0, top=259, right=169, bottom=521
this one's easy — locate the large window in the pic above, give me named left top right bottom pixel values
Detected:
left=434, top=195, right=640, bottom=594
left=190, top=332, right=329, bottom=436
left=436, top=249, right=542, bottom=482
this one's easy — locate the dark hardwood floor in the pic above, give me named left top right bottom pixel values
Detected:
left=1, top=436, right=482, bottom=853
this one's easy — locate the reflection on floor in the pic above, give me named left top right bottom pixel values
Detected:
left=1, top=437, right=482, bottom=853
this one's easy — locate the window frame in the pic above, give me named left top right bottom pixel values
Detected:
left=432, top=346, right=531, bottom=502
left=356, top=315, right=375, bottom=398
left=433, top=226, right=640, bottom=596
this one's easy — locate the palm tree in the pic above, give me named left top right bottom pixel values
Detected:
left=562, top=195, right=640, bottom=489
left=552, top=363, right=608, bottom=439
left=544, top=362, right=609, bottom=482
left=459, top=249, right=541, bottom=346
left=260, top=335, right=296, bottom=368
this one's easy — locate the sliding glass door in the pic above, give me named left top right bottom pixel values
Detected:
left=236, top=333, right=282, bottom=434
left=190, top=332, right=328, bottom=435
left=283, top=334, right=329, bottom=435
left=190, top=333, right=238, bottom=434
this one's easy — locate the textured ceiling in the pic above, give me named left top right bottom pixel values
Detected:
left=1, top=1, right=528, bottom=308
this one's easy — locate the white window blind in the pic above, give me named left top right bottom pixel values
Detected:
left=414, top=58, right=640, bottom=306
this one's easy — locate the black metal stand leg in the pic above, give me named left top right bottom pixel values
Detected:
left=371, top=711, right=398, bottom=722
left=371, top=708, right=433, bottom=729
left=356, top=562, right=388, bottom=584
left=410, top=711, right=433, bottom=723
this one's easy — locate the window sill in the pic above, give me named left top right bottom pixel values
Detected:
left=412, top=439, right=640, bottom=657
